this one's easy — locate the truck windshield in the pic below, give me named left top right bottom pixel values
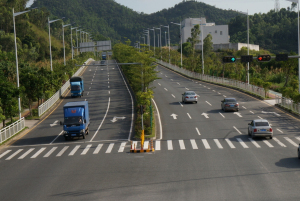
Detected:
left=71, top=85, right=81, bottom=91
left=64, top=116, right=83, bottom=124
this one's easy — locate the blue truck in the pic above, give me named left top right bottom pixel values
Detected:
left=61, top=101, right=90, bottom=140
left=70, top=76, right=84, bottom=97
left=102, top=54, right=106, bottom=60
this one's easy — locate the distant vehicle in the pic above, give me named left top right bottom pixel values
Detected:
left=61, top=101, right=90, bottom=140
left=298, top=144, right=300, bottom=159
left=100, top=60, right=105, bottom=65
left=70, top=76, right=84, bottom=97
left=102, top=54, right=106, bottom=60
left=182, top=91, right=197, bottom=103
left=248, top=119, right=273, bottom=139
left=221, top=98, right=239, bottom=112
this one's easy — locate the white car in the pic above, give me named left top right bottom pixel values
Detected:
left=248, top=119, right=273, bottom=139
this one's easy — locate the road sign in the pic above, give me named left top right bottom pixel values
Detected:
left=257, top=55, right=271, bottom=62
left=276, top=54, right=288, bottom=61
left=222, top=56, right=236, bottom=63
left=241, top=55, right=253, bottom=63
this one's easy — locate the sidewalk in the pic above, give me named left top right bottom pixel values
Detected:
left=264, top=90, right=282, bottom=106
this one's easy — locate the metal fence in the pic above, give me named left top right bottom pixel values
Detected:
left=157, top=60, right=266, bottom=98
left=38, top=58, right=94, bottom=117
left=275, top=94, right=300, bottom=114
left=0, top=117, right=25, bottom=144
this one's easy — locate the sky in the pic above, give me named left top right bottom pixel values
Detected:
left=26, top=0, right=296, bottom=15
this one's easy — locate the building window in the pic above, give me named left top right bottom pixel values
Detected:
left=220, top=31, right=223, bottom=35
left=215, top=30, right=217, bottom=33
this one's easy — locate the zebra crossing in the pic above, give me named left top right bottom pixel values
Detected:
left=1, top=136, right=300, bottom=161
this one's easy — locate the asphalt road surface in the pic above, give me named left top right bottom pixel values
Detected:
left=1, top=62, right=300, bottom=200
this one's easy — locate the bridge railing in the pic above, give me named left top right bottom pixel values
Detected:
left=0, top=117, right=25, bottom=144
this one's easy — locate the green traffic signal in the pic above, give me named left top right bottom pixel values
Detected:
left=223, top=56, right=236, bottom=63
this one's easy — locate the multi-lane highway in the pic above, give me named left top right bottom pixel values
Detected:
left=1, top=61, right=300, bottom=200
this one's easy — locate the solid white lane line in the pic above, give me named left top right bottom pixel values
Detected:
left=179, top=140, right=186, bottom=150
left=18, top=148, right=35, bottom=159
left=31, top=147, right=46, bottom=158
left=233, top=126, right=242, bottom=134
left=105, top=143, right=114, bottom=153
left=219, top=112, right=225, bottom=118
left=50, top=130, right=64, bottom=144
left=172, top=94, right=175, bottom=98
left=257, top=116, right=263, bottom=119
left=195, top=127, right=201, bottom=135
left=242, top=106, right=247, bottom=109
left=0, top=150, right=11, bottom=158
left=249, top=138, right=261, bottom=148
left=44, top=147, right=58, bottom=157
left=158, top=83, right=161, bottom=86
left=108, top=91, right=110, bottom=94
left=118, top=142, right=127, bottom=152
left=202, top=139, right=211, bottom=149
left=93, top=144, right=103, bottom=154
left=263, top=140, right=274, bottom=148
left=179, top=102, right=183, bottom=107
left=155, top=140, right=161, bottom=150
left=237, top=138, right=249, bottom=148
left=164, top=88, right=168, bottom=91
left=143, top=141, right=149, bottom=150
left=190, top=139, right=198, bottom=149
left=277, top=129, right=283, bottom=133
left=81, top=144, right=92, bottom=155
left=250, top=111, right=254, bottom=114
left=6, top=149, right=23, bottom=160
left=273, top=137, right=286, bottom=147
left=152, top=98, right=163, bottom=140
left=56, top=146, right=69, bottom=157
left=206, top=101, right=212, bottom=106
left=225, top=139, right=236, bottom=148
left=214, top=139, right=223, bottom=149
left=187, top=113, right=192, bottom=119
left=167, top=140, right=173, bottom=150
left=284, top=137, right=298, bottom=147
left=69, top=145, right=81, bottom=156
left=223, top=95, right=226, bottom=97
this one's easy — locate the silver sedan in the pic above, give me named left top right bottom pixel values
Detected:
left=248, top=119, right=273, bottom=139
left=182, top=91, right=198, bottom=104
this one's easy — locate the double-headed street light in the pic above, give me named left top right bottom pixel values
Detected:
left=141, top=36, right=145, bottom=50
left=13, top=7, right=37, bottom=119
left=155, top=26, right=162, bottom=60
left=171, top=22, right=182, bottom=66
left=62, top=22, right=72, bottom=66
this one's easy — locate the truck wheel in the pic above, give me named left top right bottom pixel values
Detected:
left=83, top=134, right=85, bottom=139
left=64, top=136, right=68, bottom=141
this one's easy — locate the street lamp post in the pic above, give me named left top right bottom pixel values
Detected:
left=155, top=27, right=162, bottom=60
left=13, top=7, right=37, bottom=119
left=163, top=25, right=171, bottom=63
left=76, top=29, right=81, bottom=55
left=141, top=37, right=145, bottom=50
left=62, top=22, right=72, bottom=66
left=71, top=27, right=78, bottom=60
left=48, top=17, right=62, bottom=71
left=171, top=22, right=182, bottom=66
left=150, top=28, right=155, bottom=56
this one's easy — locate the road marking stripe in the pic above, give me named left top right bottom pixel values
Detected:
left=195, top=127, right=201, bottom=135
left=218, top=92, right=221, bottom=94
left=202, top=139, right=211, bottom=149
left=276, top=129, right=283, bottom=133
left=158, top=83, right=161, bottom=86
left=164, top=88, right=168, bottom=91
left=284, top=137, right=298, bottom=147
left=237, top=138, right=249, bottom=148
left=249, top=138, right=261, bottom=148
left=105, top=143, right=114, bottom=153
left=31, top=147, right=46, bottom=158
left=81, top=144, right=92, bottom=155
left=155, top=141, right=161, bottom=150
left=44, top=147, right=57, bottom=157
left=257, top=116, right=263, bottom=119
left=225, top=139, right=236, bottom=148
left=18, top=148, right=35, bottom=159
left=187, top=113, right=192, bottom=119
left=177, top=82, right=180, bottom=85
left=6, top=149, right=23, bottom=160
left=233, top=126, right=242, bottom=134
left=272, top=137, right=286, bottom=147
left=213, top=90, right=216, bottom=92
left=250, top=111, right=254, bottom=114
left=171, top=79, right=173, bottom=81
left=179, top=102, right=183, bottom=107
left=295, top=137, right=300, bottom=142
left=118, top=142, right=127, bottom=152
left=208, top=88, right=210, bottom=89
left=143, top=141, right=149, bottom=150
left=172, top=94, right=175, bottom=98
left=167, top=140, right=173, bottom=150
left=219, top=112, right=225, bottom=118
left=223, top=95, right=226, bottom=97
left=242, top=106, right=247, bottom=109
left=214, top=139, right=223, bottom=149
left=69, top=145, right=80, bottom=156
left=190, top=139, right=198, bottom=149
left=87, top=92, right=89, bottom=95
left=206, top=101, right=212, bottom=106
left=263, top=140, right=274, bottom=148
left=56, top=146, right=69, bottom=157
left=93, top=144, right=103, bottom=154
left=179, top=140, right=186, bottom=150
left=185, top=87, right=189, bottom=90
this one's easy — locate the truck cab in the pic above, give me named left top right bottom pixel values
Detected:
left=70, top=76, right=84, bottom=97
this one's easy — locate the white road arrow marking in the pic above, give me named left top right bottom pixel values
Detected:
left=171, top=114, right=178, bottom=119
left=201, top=113, right=209, bottom=118
left=261, top=111, right=281, bottom=116
left=50, top=120, right=59, bottom=127
left=234, top=112, right=242, bottom=117
left=111, top=117, right=126, bottom=123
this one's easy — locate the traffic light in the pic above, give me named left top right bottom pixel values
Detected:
left=222, top=56, right=236, bottom=63
left=257, top=55, right=271, bottom=62
left=241, top=55, right=253, bottom=63
left=276, top=54, right=288, bottom=61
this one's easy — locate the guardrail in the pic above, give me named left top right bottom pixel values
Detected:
left=157, top=60, right=265, bottom=98
left=38, top=58, right=94, bottom=117
left=275, top=94, right=300, bottom=115
left=0, top=117, right=25, bottom=144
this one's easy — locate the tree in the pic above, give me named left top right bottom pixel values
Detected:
left=203, top=34, right=213, bottom=58
left=187, top=24, right=200, bottom=56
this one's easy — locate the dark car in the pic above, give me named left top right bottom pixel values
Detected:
left=221, top=98, right=239, bottom=112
